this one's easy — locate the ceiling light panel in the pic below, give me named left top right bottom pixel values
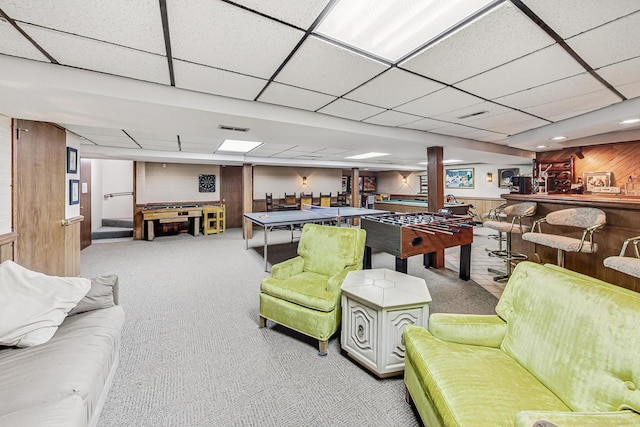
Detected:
left=0, top=19, right=48, bottom=61
left=218, top=139, right=262, bottom=152
left=258, top=82, right=336, bottom=111
left=232, top=0, right=331, bottom=29
left=400, top=2, right=554, bottom=84
left=315, top=0, right=496, bottom=62
left=456, top=44, right=584, bottom=100
left=274, top=36, right=389, bottom=96
left=363, top=110, right=423, bottom=127
left=566, top=12, right=640, bottom=69
left=167, top=0, right=304, bottom=79
left=318, top=98, right=386, bottom=121
left=395, top=87, right=484, bottom=117
left=18, top=24, right=170, bottom=84
left=521, top=0, right=640, bottom=39
left=344, top=68, right=444, bottom=109
left=173, top=60, right=266, bottom=100
left=346, top=152, right=390, bottom=159
left=597, top=56, right=640, bottom=99
left=1, top=0, right=166, bottom=54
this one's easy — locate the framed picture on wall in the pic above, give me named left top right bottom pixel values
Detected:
left=67, top=147, right=78, bottom=173
left=498, top=168, right=519, bottom=188
left=69, top=179, right=80, bottom=205
left=583, top=172, right=611, bottom=192
left=445, top=168, right=474, bottom=189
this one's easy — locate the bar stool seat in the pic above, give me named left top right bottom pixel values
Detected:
left=522, top=207, right=606, bottom=267
left=483, top=202, right=537, bottom=281
left=604, top=235, right=640, bottom=278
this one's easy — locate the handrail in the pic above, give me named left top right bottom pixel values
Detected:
left=104, top=192, right=133, bottom=200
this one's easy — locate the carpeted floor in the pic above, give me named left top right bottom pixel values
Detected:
left=83, top=228, right=497, bottom=426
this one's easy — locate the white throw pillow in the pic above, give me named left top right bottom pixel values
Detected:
left=0, top=261, right=90, bottom=347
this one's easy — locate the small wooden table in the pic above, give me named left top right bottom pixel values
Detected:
left=341, top=268, right=431, bottom=378
left=142, top=205, right=203, bottom=240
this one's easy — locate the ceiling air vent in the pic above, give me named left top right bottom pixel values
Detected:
left=218, top=125, right=249, bottom=132
left=457, top=111, right=488, bottom=120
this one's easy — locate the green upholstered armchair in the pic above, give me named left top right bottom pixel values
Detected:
left=259, top=223, right=366, bottom=355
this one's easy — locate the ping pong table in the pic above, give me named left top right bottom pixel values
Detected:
left=244, top=205, right=389, bottom=271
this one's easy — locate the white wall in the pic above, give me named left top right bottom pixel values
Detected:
left=254, top=166, right=342, bottom=198
left=0, top=115, right=11, bottom=234
left=101, top=160, right=133, bottom=218
left=65, top=132, right=82, bottom=219
left=137, top=162, right=220, bottom=204
left=91, top=159, right=104, bottom=232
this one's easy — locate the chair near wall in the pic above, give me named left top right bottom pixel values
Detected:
left=203, top=205, right=226, bottom=235
left=300, top=192, right=313, bottom=208
left=335, top=192, right=347, bottom=206
left=284, top=193, right=296, bottom=206
left=483, top=202, right=537, bottom=281
left=604, top=235, right=640, bottom=278
left=265, top=193, right=273, bottom=212
left=522, top=207, right=606, bottom=268
left=259, top=223, right=366, bottom=355
left=319, top=192, right=331, bottom=207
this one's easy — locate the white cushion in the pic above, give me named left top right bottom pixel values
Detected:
left=0, top=261, right=90, bottom=347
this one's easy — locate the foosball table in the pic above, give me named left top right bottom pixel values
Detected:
left=360, top=212, right=474, bottom=280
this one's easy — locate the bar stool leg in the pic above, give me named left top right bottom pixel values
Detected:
left=557, top=250, right=565, bottom=268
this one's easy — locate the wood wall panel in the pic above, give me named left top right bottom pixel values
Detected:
left=64, top=221, right=81, bottom=276
left=0, top=232, right=17, bottom=262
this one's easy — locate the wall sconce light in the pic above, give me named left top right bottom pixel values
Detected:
left=486, top=172, right=493, bottom=183
left=302, top=176, right=307, bottom=186
left=402, top=176, right=408, bottom=184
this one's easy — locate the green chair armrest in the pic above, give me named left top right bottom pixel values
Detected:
left=428, top=313, right=506, bottom=348
left=515, top=410, right=640, bottom=427
left=326, top=265, right=359, bottom=295
left=271, top=256, right=304, bottom=279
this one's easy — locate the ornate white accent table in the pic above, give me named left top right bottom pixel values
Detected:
left=340, top=268, right=432, bottom=378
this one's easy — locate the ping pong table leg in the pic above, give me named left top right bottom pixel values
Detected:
left=459, top=243, right=471, bottom=281
left=363, top=246, right=372, bottom=269
left=264, top=226, right=270, bottom=272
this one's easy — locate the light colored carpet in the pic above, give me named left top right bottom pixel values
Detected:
left=82, top=228, right=497, bottom=426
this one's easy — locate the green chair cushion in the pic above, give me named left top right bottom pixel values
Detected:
left=261, top=271, right=336, bottom=312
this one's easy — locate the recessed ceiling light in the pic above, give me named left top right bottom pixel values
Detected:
left=316, top=0, right=496, bottom=62
left=619, top=118, right=640, bottom=125
left=217, top=139, right=262, bottom=153
left=549, top=136, right=567, bottom=141
left=443, top=159, right=464, bottom=164
left=536, top=145, right=548, bottom=149
left=345, top=152, right=390, bottom=159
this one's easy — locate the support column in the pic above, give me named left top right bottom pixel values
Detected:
left=427, top=146, right=445, bottom=269
left=242, top=163, right=253, bottom=240
left=351, top=168, right=360, bottom=226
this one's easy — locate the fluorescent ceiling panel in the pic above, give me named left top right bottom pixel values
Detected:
left=218, top=139, right=262, bottom=152
left=167, top=0, right=304, bottom=78
left=400, top=2, right=553, bottom=84
left=315, top=0, right=496, bottom=62
left=345, top=68, right=444, bottom=108
left=2, top=0, right=166, bottom=54
left=275, top=36, right=388, bottom=96
left=318, top=98, right=386, bottom=121
left=232, top=0, right=330, bottom=29
left=173, top=60, right=266, bottom=100
left=0, top=19, right=48, bottom=61
left=346, top=152, right=390, bottom=159
left=258, top=82, right=336, bottom=111
left=19, top=24, right=170, bottom=85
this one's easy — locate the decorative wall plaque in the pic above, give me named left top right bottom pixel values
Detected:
left=198, top=174, right=216, bottom=192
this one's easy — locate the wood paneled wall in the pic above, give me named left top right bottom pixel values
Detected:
left=0, top=232, right=17, bottom=263
left=64, top=219, right=82, bottom=276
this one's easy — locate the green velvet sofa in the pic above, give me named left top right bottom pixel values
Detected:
left=403, top=261, right=640, bottom=427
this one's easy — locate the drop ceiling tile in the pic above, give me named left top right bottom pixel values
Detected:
left=258, top=82, right=336, bottom=111
left=179, top=143, right=214, bottom=153
left=524, top=89, right=620, bottom=121
left=232, top=0, right=330, bottom=29
left=462, top=129, right=509, bottom=143
left=174, top=60, right=266, bottom=100
left=345, top=68, right=444, bottom=109
left=456, top=45, right=585, bottom=100
left=399, top=118, right=450, bottom=131
left=167, top=0, right=304, bottom=79
left=521, top=0, right=640, bottom=39
left=616, top=82, right=640, bottom=99
left=395, top=87, right=485, bottom=117
left=0, top=19, right=48, bottom=61
left=274, top=36, right=389, bottom=96
left=2, top=0, right=166, bottom=54
left=465, top=110, right=549, bottom=135
left=430, top=123, right=481, bottom=137
left=597, top=56, right=640, bottom=91
left=363, top=110, right=423, bottom=127
left=63, top=125, right=125, bottom=137
left=138, top=141, right=180, bottom=151
left=433, top=101, right=512, bottom=123
left=89, top=135, right=140, bottom=148
left=317, top=98, right=385, bottom=121
left=400, top=2, right=554, bottom=84
left=19, top=24, right=170, bottom=84
left=566, top=12, right=640, bottom=68
left=494, top=73, right=608, bottom=109
left=126, top=130, right=177, bottom=142
left=314, top=148, right=350, bottom=155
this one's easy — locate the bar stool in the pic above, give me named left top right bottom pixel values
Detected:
left=604, top=235, right=640, bottom=278
left=522, top=208, right=606, bottom=268
left=483, top=202, right=537, bottom=281
left=203, top=205, right=226, bottom=235
left=265, top=193, right=273, bottom=212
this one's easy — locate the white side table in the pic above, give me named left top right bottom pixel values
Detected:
left=341, top=268, right=431, bottom=378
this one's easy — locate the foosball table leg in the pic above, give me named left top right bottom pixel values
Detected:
left=363, top=246, right=372, bottom=269
left=459, top=243, right=471, bottom=281
left=395, top=257, right=408, bottom=274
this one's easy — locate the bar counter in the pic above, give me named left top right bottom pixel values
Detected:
left=502, top=193, right=640, bottom=292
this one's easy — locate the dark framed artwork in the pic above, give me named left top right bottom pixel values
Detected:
left=498, top=168, right=519, bottom=188
left=445, top=168, right=474, bottom=189
left=67, top=147, right=78, bottom=173
left=69, top=179, right=80, bottom=205
left=198, top=174, right=216, bottom=192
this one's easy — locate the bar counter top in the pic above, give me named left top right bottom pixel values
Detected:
left=500, top=192, right=640, bottom=292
